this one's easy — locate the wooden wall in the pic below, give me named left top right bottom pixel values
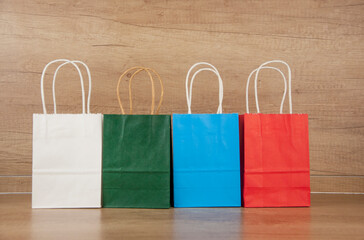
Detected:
left=0, top=0, right=363, bottom=193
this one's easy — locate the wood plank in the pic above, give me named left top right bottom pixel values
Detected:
left=0, top=194, right=364, bottom=239
left=0, top=0, right=363, bottom=190
left=1, top=176, right=363, bottom=193
left=311, top=176, right=364, bottom=193
left=0, top=176, right=31, bottom=193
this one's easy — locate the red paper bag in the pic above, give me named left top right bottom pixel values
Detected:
left=241, top=61, right=310, bottom=207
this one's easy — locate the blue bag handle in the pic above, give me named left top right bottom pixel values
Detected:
left=186, top=62, right=223, bottom=114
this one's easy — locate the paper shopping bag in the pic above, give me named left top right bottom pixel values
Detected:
left=173, top=62, right=241, bottom=208
left=32, top=59, right=102, bottom=208
left=242, top=60, right=310, bottom=207
left=102, top=67, right=171, bottom=208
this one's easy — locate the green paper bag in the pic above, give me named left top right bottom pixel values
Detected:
left=102, top=67, right=171, bottom=208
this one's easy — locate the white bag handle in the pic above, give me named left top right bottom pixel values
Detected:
left=246, top=60, right=292, bottom=114
left=52, top=60, right=92, bottom=114
left=186, top=62, right=223, bottom=114
left=246, top=66, right=287, bottom=114
left=40, top=59, right=90, bottom=114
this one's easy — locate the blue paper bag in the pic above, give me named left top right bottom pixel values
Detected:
left=172, top=62, right=241, bottom=207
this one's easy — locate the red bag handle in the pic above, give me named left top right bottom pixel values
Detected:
left=246, top=60, right=292, bottom=114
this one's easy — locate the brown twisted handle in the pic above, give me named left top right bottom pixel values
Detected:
left=117, top=66, right=164, bottom=114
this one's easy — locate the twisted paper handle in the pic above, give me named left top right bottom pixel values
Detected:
left=246, top=60, right=292, bottom=114
left=117, top=67, right=164, bottom=114
left=185, top=62, right=224, bottom=114
left=40, top=59, right=91, bottom=114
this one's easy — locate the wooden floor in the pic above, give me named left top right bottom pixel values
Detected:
left=0, top=194, right=363, bottom=240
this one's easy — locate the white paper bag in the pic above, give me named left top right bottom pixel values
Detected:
left=32, top=59, right=102, bottom=208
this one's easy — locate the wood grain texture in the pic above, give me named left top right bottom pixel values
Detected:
left=0, top=176, right=31, bottom=193
left=0, top=0, right=363, bottom=192
left=311, top=176, right=364, bottom=193
left=0, top=194, right=364, bottom=240
left=2, top=176, right=364, bottom=193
